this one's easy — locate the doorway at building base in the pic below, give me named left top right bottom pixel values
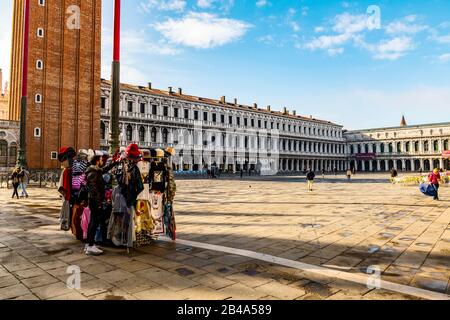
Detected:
left=58, top=146, right=176, bottom=250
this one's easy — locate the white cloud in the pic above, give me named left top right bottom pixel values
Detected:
left=305, top=12, right=420, bottom=60
left=332, top=13, right=368, bottom=34
left=386, top=15, right=428, bottom=34
left=315, top=26, right=325, bottom=33
left=328, top=47, right=344, bottom=56
left=257, top=34, right=275, bottom=44
left=305, top=13, right=367, bottom=55
left=306, top=33, right=352, bottom=51
left=301, top=6, right=309, bottom=16
left=197, top=0, right=214, bottom=8
left=154, top=12, right=252, bottom=49
left=256, top=0, right=268, bottom=8
left=139, top=0, right=186, bottom=13
left=372, top=37, right=414, bottom=60
left=432, top=34, right=450, bottom=44
left=438, top=53, right=450, bottom=62
left=290, top=21, right=300, bottom=32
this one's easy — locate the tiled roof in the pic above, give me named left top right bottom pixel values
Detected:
left=100, top=79, right=341, bottom=127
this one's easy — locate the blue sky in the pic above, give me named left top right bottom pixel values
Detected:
left=1, top=0, right=450, bottom=129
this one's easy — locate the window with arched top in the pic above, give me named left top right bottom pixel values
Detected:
left=405, top=142, right=410, bottom=152
left=100, top=122, right=106, bottom=140
left=151, top=128, right=157, bottom=143
left=0, top=140, right=7, bottom=157
left=433, top=140, right=439, bottom=152
left=364, top=144, right=369, bottom=153
left=444, top=140, right=449, bottom=151
left=414, top=141, right=419, bottom=152
left=139, top=126, right=145, bottom=142
left=397, top=142, right=402, bottom=153
left=162, top=128, right=168, bottom=144
left=380, top=143, right=385, bottom=153
left=388, top=143, right=393, bottom=153
left=9, top=143, right=17, bottom=163
left=126, top=125, right=133, bottom=141
left=423, top=141, right=429, bottom=152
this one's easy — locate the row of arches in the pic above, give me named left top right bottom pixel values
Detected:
left=349, top=159, right=450, bottom=172
left=350, top=139, right=449, bottom=154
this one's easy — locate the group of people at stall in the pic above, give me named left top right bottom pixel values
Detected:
left=57, top=143, right=177, bottom=256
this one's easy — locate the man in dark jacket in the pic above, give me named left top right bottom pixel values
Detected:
left=85, top=151, right=118, bottom=256
left=306, top=169, right=315, bottom=191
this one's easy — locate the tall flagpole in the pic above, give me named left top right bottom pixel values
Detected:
left=17, top=0, right=30, bottom=168
left=109, top=0, right=121, bottom=154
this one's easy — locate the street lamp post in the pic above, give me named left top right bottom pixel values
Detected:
left=109, top=0, right=121, bottom=154
left=17, top=0, right=30, bottom=168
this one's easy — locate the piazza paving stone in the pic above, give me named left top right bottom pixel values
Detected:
left=0, top=174, right=449, bottom=300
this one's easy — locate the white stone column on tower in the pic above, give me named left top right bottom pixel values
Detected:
left=377, top=160, right=381, bottom=171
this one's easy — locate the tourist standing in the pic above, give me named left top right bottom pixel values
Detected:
left=306, top=169, right=315, bottom=191
left=428, top=168, right=441, bottom=201
left=240, top=169, right=244, bottom=179
left=346, top=169, right=352, bottom=181
left=85, top=150, right=119, bottom=256
left=11, top=168, right=20, bottom=199
left=390, top=168, right=398, bottom=183
left=18, top=167, right=29, bottom=198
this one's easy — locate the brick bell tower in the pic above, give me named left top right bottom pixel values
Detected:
left=9, top=0, right=102, bottom=169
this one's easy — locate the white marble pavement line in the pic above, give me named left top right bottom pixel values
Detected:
left=160, top=237, right=450, bottom=301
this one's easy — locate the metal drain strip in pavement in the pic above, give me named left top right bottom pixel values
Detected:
left=160, top=237, right=450, bottom=301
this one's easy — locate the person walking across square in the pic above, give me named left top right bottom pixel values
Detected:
left=428, top=168, right=441, bottom=201
left=306, top=169, right=315, bottom=191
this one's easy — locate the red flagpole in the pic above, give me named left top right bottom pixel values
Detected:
left=18, top=0, right=30, bottom=167
left=109, top=0, right=121, bottom=153
left=113, top=0, right=121, bottom=62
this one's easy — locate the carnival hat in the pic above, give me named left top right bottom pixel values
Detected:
left=58, top=146, right=76, bottom=162
left=125, top=143, right=142, bottom=160
left=165, top=147, right=175, bottom=157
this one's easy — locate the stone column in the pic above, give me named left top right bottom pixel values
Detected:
left=377, top=160, right=381, bottom=171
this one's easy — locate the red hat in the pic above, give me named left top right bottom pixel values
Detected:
left=125, top=143, right=142, bottom=160
left=58, top=146, right=76, bottom=162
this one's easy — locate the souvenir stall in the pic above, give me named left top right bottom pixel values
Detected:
left=57, top=144, right=177, bottom=253
left=107, top=145, right=177, bottom=252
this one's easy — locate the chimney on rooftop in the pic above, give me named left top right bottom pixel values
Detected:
left=148, top=82, right=152, bottom=90
left=253, top=103, right=258, bottom=109
left=168, top=86, right=173, bottom=93
left=283, top=107, right=288, bottom=114
left=234, top=98, right=237, bottom=105
left=220, top=96, right=226, bottom=103
left=178, top=88, right=182, bottom=95
left=293, top=110, right=296, bottom=116
left=266, top=105, right=271, bottom=111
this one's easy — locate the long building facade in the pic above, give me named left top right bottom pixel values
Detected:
left=100, top=80, right=347, bottom=173
left=345, top=122, right=450, bottom=172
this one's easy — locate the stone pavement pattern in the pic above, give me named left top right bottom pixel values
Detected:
left=0, top=174, right=449, bottom=300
